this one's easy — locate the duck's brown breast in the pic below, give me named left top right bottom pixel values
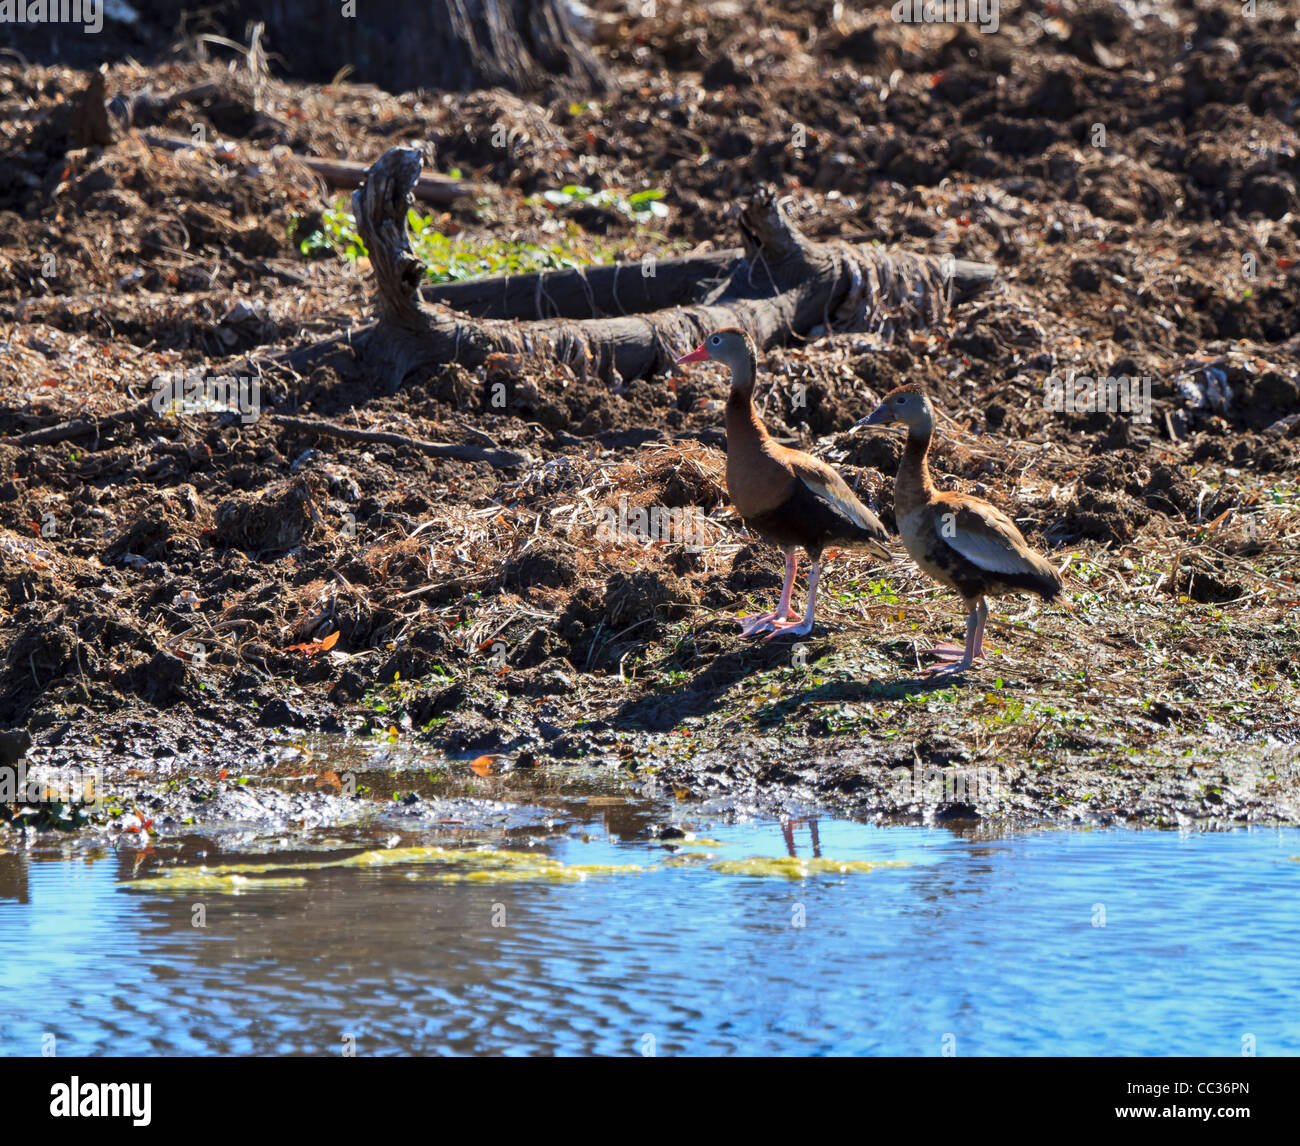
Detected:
left=898, top=507, right=964, bottom=594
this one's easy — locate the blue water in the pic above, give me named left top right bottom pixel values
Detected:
left=1, top=817, right=1297, bottom=1055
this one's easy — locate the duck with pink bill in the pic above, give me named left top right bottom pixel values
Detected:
left=676, top=328, right=893, bottom=639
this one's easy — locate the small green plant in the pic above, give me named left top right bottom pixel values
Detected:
left=829, top=577, right=901, bottom=608
left=291, top=197, right=653, bottom=284
left=530, top=184, right=669, bottom=220
left=294, top=201, right=367, bottom=261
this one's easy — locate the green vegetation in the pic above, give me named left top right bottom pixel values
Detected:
left=122, top=845, right=653, bottom=890
left=528, top=184, right=669, bottom=220
left=291, top=188, right=668, bottom=283
left=826, top=576, right=904, bottom=608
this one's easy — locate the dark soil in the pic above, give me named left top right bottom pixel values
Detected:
left=1, top=1, right=1298, bottom=838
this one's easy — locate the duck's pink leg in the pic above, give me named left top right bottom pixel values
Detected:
left=739, top=552, right=797, bottom=636
left=922, top=606, right=978, bottom=675
left=971, top=598, right=989, bottom=659
left=764, top=562, right=822, bottom=639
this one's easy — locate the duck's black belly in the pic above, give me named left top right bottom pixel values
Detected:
left=744, top=481, right=877, bottom=560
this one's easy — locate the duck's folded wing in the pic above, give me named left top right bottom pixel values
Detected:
left=936, top=498, right=1038, bottom=574
left=789, top=457, right=891, bottom=547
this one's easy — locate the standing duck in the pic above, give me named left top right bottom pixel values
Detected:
left=857, top=384, right=1062, bottom=675
left=676, top=328, right=891, bottom=638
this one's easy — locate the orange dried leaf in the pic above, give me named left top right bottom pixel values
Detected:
left=283, top=630, right=340, bottom=656
left=468, top=754, right=499, bottom=776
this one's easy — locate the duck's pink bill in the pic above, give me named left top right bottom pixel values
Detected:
left=676, top=346, right=710, bottom=364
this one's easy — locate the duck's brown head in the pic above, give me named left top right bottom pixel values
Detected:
left=857, top=383, right=933, bottom=434
left=676, top=327, right=758, bottom=392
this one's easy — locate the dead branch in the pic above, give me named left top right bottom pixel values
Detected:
left=0, top=407, right=145, bottom=448
left=271, top=414, right=531, bottom=468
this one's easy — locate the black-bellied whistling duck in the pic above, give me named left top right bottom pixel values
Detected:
left=676, top=328, right=891, bottom=638
left=857, top=384, right=1063, bottom=674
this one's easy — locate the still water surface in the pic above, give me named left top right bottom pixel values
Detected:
left=1, top=802, right=1297, bottom=1055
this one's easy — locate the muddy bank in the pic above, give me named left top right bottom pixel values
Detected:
left=1, top=1, right=1299, bottom=840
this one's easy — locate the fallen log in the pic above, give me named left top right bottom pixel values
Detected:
left=287, top=154, right=475, bottom=207
left=352, top=147, right=996, bottom=391
left=424, top=249, right=740, bottom=321
left=423, top=250, right=994, bottom=320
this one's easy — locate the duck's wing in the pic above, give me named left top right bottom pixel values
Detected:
left=787, top=454, right=891, bottom=550
left=935, top=495, right=1051, bottom=577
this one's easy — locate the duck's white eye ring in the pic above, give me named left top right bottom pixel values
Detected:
left=710, top=335, right=721, bottom=345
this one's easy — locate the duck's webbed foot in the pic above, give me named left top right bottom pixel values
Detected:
left=738, top=551, right=798, bottom=638
left=920, top=603, right=980, bottom=675
left=920, top=655, right=973, bottom=677
left=762, top=561, right=822, bottom=642
left=924, top=641, right=967, bottom=663
left=738, top=609, right=788, bottom=637
left=763, top=615, right=815, bottom=639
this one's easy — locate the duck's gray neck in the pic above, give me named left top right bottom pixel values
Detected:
left=896, top=424, right=935, bottom=519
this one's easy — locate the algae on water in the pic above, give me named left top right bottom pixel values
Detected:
left=122, top=873, right=309, bottom=893
left=120, top=844, right=653, bottom=891
left=708, top=856, right=909, bottom=879
left=119, top=842, right=903, bottom=891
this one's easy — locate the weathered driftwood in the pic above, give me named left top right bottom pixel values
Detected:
left=423, top=250, right=994, bottom=320
left=423, top=250, right=741, bottom=320
left=353, top=147, right=995, bottom=390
